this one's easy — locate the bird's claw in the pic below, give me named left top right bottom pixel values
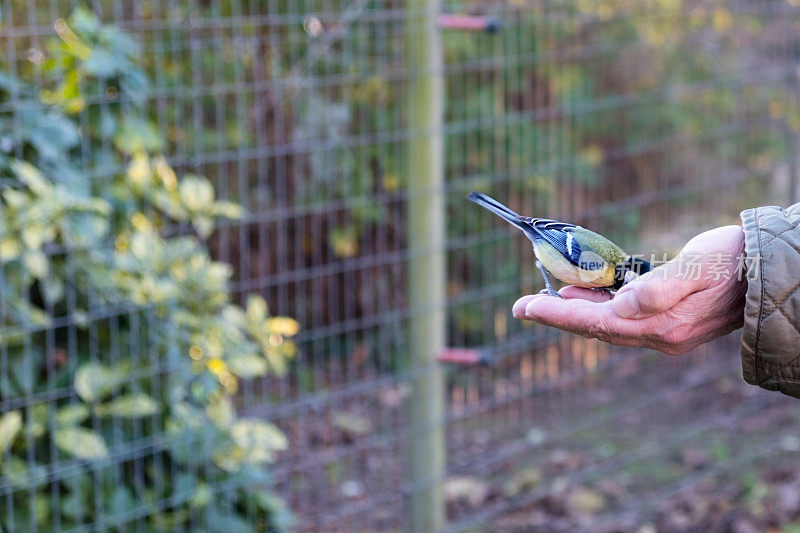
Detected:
left=591, top=287, right=614, bottom=298
left=535, top=261, right=562, bottom=298
left=539, top=288, right=563, bottom=298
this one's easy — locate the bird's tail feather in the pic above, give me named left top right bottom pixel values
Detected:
left=466, top=192, right=528, bottom=231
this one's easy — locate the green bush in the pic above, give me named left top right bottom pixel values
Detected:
left=0, top=9, right=295, bottom=531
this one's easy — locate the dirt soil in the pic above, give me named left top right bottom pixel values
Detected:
left=268, top=333, right=800, bottom=532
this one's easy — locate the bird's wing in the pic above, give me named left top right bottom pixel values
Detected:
left=521, top=217, right=586, bottom=267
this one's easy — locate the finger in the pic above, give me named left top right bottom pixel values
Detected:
left=524, top=295, right=640, bottom=338
left=681, top=225, right=745, bottom=257
left=512, top=294, right=539, bottom=319
left=613, top=258, right=705, bottom=319
left=559, top=285, right=614, bottom=303
left=615, top=226, right=744, bottom=319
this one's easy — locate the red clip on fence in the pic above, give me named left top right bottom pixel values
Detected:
left=436, top=14, right=502, bottom=33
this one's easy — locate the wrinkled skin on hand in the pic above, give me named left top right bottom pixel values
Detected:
left=513, top=225, right=747, bottom=356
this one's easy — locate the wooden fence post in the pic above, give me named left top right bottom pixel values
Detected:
left=405, top=0, right=446, bottom=531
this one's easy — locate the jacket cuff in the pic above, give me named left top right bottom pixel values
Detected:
left=739, top=207, right=763, bottom=389
left=739, top=205, right=800, bottom=398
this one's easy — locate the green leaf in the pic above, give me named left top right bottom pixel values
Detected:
left=74, top=363, right=123, bottom=402
left=253, top=490, right=295, bottom=530
left=246, top=295, right=267, bottom=322
left=2, top=188, right=28, bottom=208
left=205, top=396, right=235, bottom=428
left=8, top=349, right=40, bottom=395
left=55, top=403, right=90, bottom=426
left=212, top=445, right=242, bottom=473
left=22, top=250, right=48, bottom=278
left=2, top=456, right=48, bottom=490
left=26, top=305, right=51, bottom=327
left=34, top=494, right=50, bottom=525
left=33, top=113, right=80, bottom=153
left=29, top=403, right=48, bottom=438
left=96, top=393, right=159, bottom=418
left=330, top=224, right=359, bottom=258
left=190, top=483, right=212, bottom=509
left=192, top=216, right=214, bottom=239
left=40, top=276, right=65, bottom=304
left=113, top=115, right=164, bottom=154
left=0, top=237, right=21, bottom=261
left=231, top=419, right=288, bottom=464
left=213, top=201, right=244, bottom=219
left=11, top=160, right=50, bottom=195
left=179, top=176, right=215, bottom=212
left=70, top=6, right=100, bottom=34
left=21, top=224, right=51, bottom=250
left=227, top=354, right=268, bottom=378
left=151, top=509, right=190, bottom=530
left=54, top=427, right=109, bottom=460
left=0, top=410, right=22, bottom=453
left=168, top=402, right=206, bottom=432
left=83, top=48, right=118, bottom=77
left=0, top=70, right=22, bottom=92
left=331, top=411, right=371, bottom=436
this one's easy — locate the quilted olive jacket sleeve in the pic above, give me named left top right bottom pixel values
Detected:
left=740, top=204, right=800, bottom=398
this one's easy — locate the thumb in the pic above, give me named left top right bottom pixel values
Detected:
left=613, top=257, right=705, bottom=319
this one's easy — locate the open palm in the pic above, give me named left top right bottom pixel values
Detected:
left=513, top=225, right=748, bottom=355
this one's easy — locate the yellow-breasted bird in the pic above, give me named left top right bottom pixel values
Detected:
left=467, top=192, right=651, bottom=297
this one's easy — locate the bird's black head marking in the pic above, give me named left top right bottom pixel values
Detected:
left=613, top=256, right=652, bottom=290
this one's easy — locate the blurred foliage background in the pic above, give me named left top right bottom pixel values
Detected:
left=2, top=0, right=800, bottom=531
left=1, top=7, right=296, bottom=531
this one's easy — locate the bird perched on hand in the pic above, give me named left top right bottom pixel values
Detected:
left=467, top=192, right=651, bottom=297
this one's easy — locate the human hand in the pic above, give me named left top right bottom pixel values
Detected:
left=512, top=225, right=748, bottom=355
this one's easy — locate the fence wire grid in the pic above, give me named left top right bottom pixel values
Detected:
left=3, top=0, right=800, bottom=532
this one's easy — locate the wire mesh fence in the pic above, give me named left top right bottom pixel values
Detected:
left=2, top=0, right=800, bottom=531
